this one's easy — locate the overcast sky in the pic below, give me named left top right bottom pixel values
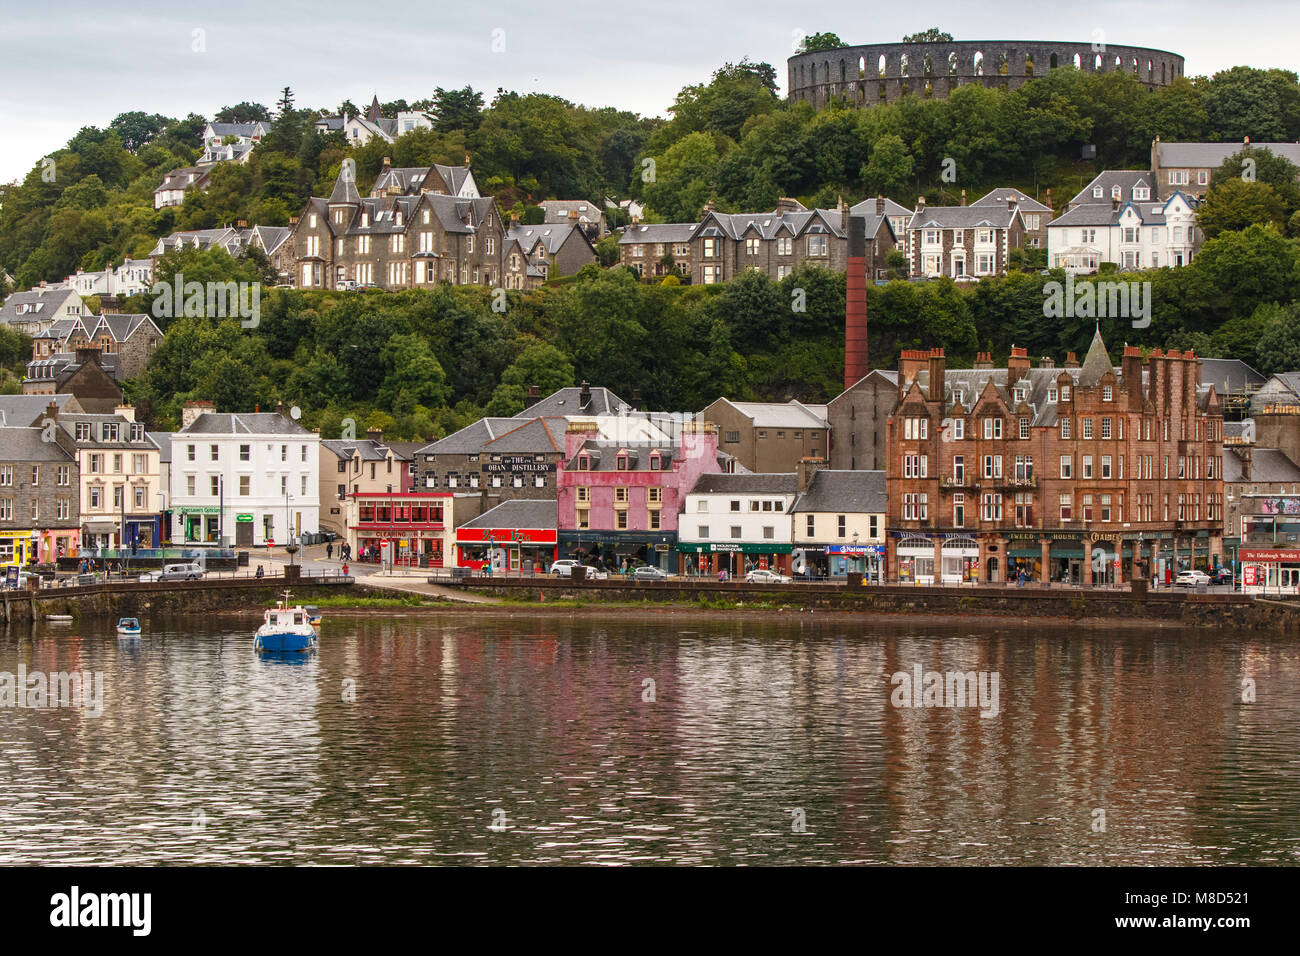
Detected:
left=0, top=1, right=1295, bottom=183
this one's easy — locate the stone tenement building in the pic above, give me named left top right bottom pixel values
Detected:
left=287, top=170, right=503, bottom=290
left=788, top=39, right=1184, bottom=109
left=908, top=196, right=1026, bottom=278
left=886, top=330, right=1224, bottom=586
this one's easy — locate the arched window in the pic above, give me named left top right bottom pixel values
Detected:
left=948, top=51, right=958, bottom=74
left=1114, top=54, right=1122, bottom=71
left=924, top=53, right=933, bottom=75
left=1147, top=59, right=1153, bottom=77
left=900, top=53, right=909, bottom=77
left=840, top=59, right=846, bottom=82
left=998, top=51, right=1010, bottom=75
left=1073, top=53, right=1082, bottom=70
left=973, top=51, right=984, bottom=76
left=858, top=55, right=866, bottom=78
left=1025, top=53, right=1035, bottom=75
left=878, top=53, right=886, bottom=76
left=1132, top=56, right=1138, bottom=73
left=1094, top=53, right=1103, bottom=71
left=1050, top=52, right=1058, bottom=69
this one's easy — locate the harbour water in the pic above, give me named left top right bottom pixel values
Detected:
left=1, top=613, right=1297, bottom=865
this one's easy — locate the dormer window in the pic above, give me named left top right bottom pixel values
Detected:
left=1060, top=385, right=1071, bottom=401
left=616, top=451, right=629, bottom=471
left=649, top=451, right=662, bottom=470
left=578, top=454, right=590, bottom=471
left=1112, top=185, right=1122, bottom=200
left=1134, top=187, right=1149, bottom=201
left=1093, top=186, right=1103, bottom=198
left=1048, top=387, right=1058, bottom=402
left=1103, top=385, right=1113, bottom=401
left=360, top=213, right=369, bottom=227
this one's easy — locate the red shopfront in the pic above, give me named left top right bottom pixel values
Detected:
left=350, top=492, right=453, bottom=567
left=456, top=526, right=558, bottom=573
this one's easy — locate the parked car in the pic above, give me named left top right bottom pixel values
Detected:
left=335, top=279, right=359, bottom=291
left=550, top=559, right=581, bottom=577
left=1210, top=567, right=1233, bottom=586
left=632, top=566, right=669, bottom=581
left=139, top=562, right=204, bottom=582
left=1175, top=569, right=1211, bottom=588
left=746, top=568, right=793, bottom=584
left=952, top=274, right=978, bottom=285
left=582, top=565, right=609, bottom=580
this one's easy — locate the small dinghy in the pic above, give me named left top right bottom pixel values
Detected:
left=116, top=617, right=142, bottom=637
left=45, top=614, right=73, bottom=625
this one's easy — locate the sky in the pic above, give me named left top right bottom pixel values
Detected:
left=0, top=0, right=1295, bottom=183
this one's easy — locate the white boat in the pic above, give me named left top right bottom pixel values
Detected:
left=254, top=592, right=318, bottom=653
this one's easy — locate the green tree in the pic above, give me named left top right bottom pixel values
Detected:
left=799, top=32, right=847, bottom=53
left=902, top=28, right=954, bottom=42
left=432, top=86, right=484, bottom=133
left=1255, top=302, right=1300, bottom=375
left=861, top=134, right=914, bottom=196
left=1197, top=179, right=1288, bottom=239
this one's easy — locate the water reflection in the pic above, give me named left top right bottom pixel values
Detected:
left=0, top=614, right=1297, bottom=865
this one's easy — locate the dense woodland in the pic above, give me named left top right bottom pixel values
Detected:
left=2, top=49, right=1300, bottom=437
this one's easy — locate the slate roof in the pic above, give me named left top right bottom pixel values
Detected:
left=1067, top=170, right=1155, bottom=208
left=619, top=222, right=698, bottom=244
left=791, top=469, right=888, bottom=514
left=483, top=417, right=565, bottom=454
left=696, top=206, right=846, bottom=241
left=0, top=287, right=83, bottom=325
left=458, top=498, right=557, bottom=530
left=518, top=386, right=629, bottom=418
left=329, top=171, right=362, bottom=205
left=1156, top=142, right=1300, bottom=168
left=1078, top=327, right=1114, bottom=386
left=971, top=187, right=1052, bottom=213
left=148, top=431, right=173, bottom=463
left=1200, top=358, right=1265, bottom=394
left=370, top=164, right=474, bottom=197
left=908, top=205, right=1020, bottom=231
left=566, top=439, right=677, bottom=472
left=506, top=223, right=588, bottom=256
left=688, top=472, right=798, bottom=496
left=209, top=122, right=267, bottom=139
left=0, top=393, right=77, bottom=426
left=1050, top=192, right=1194, bottom=228
left=539, top=200, right=600, bottom=224
left=155, top=166, right=211, bottom=194
left=322, top=438, right=398, bottom=462
left=178, top=412, right=314, bottom=436
left=850, top=197, right=912, bottom=219
left=1225, top=447, right=1300, bottom=484
left=0, top=426, right=76, bottom=462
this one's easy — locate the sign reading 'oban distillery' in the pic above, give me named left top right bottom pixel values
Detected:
left=482, top=456, right=555, bottom=473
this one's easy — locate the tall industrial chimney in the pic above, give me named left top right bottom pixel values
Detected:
left=844, top=214, right=868, bottom=390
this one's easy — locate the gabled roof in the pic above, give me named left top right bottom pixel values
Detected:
left=791, top=469, right=888, bottom=514
left=850, top=197, right=912, bottom=219
left=971, top=187, right=1052, bottom=213
left=328, top=171, right=361, bottom=205
left=908, top=205, right=1020, bottom=230
left=0, top=426, right=76, bottom=462
left=416, top=417, right=523, bottom=456
left=506, top=223, right=590, bottom=256
left=1225, top=447, right=1300, bottom=484
left=0, top=393, right=77, bottom=426
left=0, top=286, right=83, bottom=324
left=459, top=498, right=557, bottom=530
left=539, top=200, right=600, bottom=223
left=1200, top=358, right=1265, bottom=394
left=1068, top=170, right=1154, bottom=208
left=154, top=165, right=211, bottom=194
left=484, top=417, right=565, bottom=454
left=148, top=431, right=173, bottom=462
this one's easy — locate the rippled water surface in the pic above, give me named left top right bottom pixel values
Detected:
left=1, top=612, right=1298, bottom=865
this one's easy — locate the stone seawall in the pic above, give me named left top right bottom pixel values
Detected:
left=459, top=579, right=1300, bottom=632
left=1, top=576, right=357, bottom=627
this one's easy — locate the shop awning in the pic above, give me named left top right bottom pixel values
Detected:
left=82, top=521, right=119, bottom=534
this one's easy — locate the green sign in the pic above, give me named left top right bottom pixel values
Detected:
left=236, top=514, right=254, bottom=522
left=677, top=542, right=793, bottom=554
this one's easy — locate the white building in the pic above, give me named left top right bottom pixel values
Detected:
left=65, top=259, right=153, bottom=298
left=1047, top=191, right=1200, bottom=274
left=790, top=469, right=888, bottom=580
left=677, top=472, right=798, bottom=575
left=171, top=402, right=320, bottom=547
left=0, top=286, right=88, bottom=334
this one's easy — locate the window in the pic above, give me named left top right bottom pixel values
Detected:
left=981, top=493, right=1003, bottom=521
left=1082, top=455, right=1093, bottom=479
left=953, top=455, right=965, bottom=483
left=1082, top=418, right=1093, bottom=439
left=777, top=237, right=792, bottom=256
left=746, top=238, right=760, bottom=255
left=1101, top=455, right=1112, bottom=479
left=763, top=526, right=775, bottom=540
left=1060, top=386, right=1070, bottom=402
left=806, top=515, right=815, bottom=537
left=903, top=454, right=927, bottom=478
left=614, top=486, right=629, bottom=505
left=730, top=526, right=742, bottom=539
left=951, top=419, right=964, bottom=440
left=837, top=515, right=846, bottom=538
left=1060, top=455, right=1072, bottom=479
left=983, top=418, right=1002, bottom=440
left=953, top=494, right=965, bottom=528
left=616, top=510, right=628, bottom=530
left=1169, top=170, right=1188, bottom=185
left=1018, top=418, right=1029, bottom=439
left=649, top=510, right=661, bottom=530
left=1059, top=494, right=1072, bottom=521
left=807, top=235, right=828, bottom=257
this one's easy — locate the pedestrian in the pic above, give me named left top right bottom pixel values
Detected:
left=342, top=562, right=350, bottom=577
left=256, top=564, right=265, bottom=579
left=326, top=542, right=333, bottom=560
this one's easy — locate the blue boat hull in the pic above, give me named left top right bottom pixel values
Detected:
left=255, top=631, right=318, bottom=652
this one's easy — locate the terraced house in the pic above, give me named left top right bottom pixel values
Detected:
left=691, top=198, right=894, bottom=284
left=887, top=332, right=1225, bottom=587
left=287, top=170, right=502, bottom=290
left=0, top=424, right=79, bottom=566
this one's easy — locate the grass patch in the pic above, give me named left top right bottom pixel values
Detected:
left=309, top=594, right=431, bottom=608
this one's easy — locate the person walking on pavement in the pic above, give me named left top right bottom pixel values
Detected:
left=326, top=541, right=333, bottom=560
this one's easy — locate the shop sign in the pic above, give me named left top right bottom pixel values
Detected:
left=1240, top=549, right=1300, bottom=562
left=235, top=514, right=254, bottom=522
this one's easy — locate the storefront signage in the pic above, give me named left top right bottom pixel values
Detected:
left=235, top=514, right=254, bottom=522
left=679, top=542, right=794, bottom=554
left=1240, top=549, right=1300, bottom=562
left=457, top=528, right=557, bottom=545
left=824, top=544, right=885, bottom=556
left=178, top=506, right=223, bottom=515
left=482, top=456, right=554, bottom=473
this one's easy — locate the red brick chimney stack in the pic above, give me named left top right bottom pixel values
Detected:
left=844, top=214, right=869, bottom=389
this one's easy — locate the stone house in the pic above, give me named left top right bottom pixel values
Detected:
left=618, top=223, right=695, bottom=278
left=503, top=220, right=596, bottom=289
left=827, top=368, right=901, bottom=470
left=1151, top=137, right=1300, bottom=202
left=971, top=187, right=1053, bottom=251
left=700, top=398, right=829, bottom=473
left=0, top=424, right=80, bottom=565
left=907, top=198, right=1026, bottom=278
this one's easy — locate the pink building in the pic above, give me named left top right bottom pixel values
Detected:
left=557, top=419, right=722, bottom=570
